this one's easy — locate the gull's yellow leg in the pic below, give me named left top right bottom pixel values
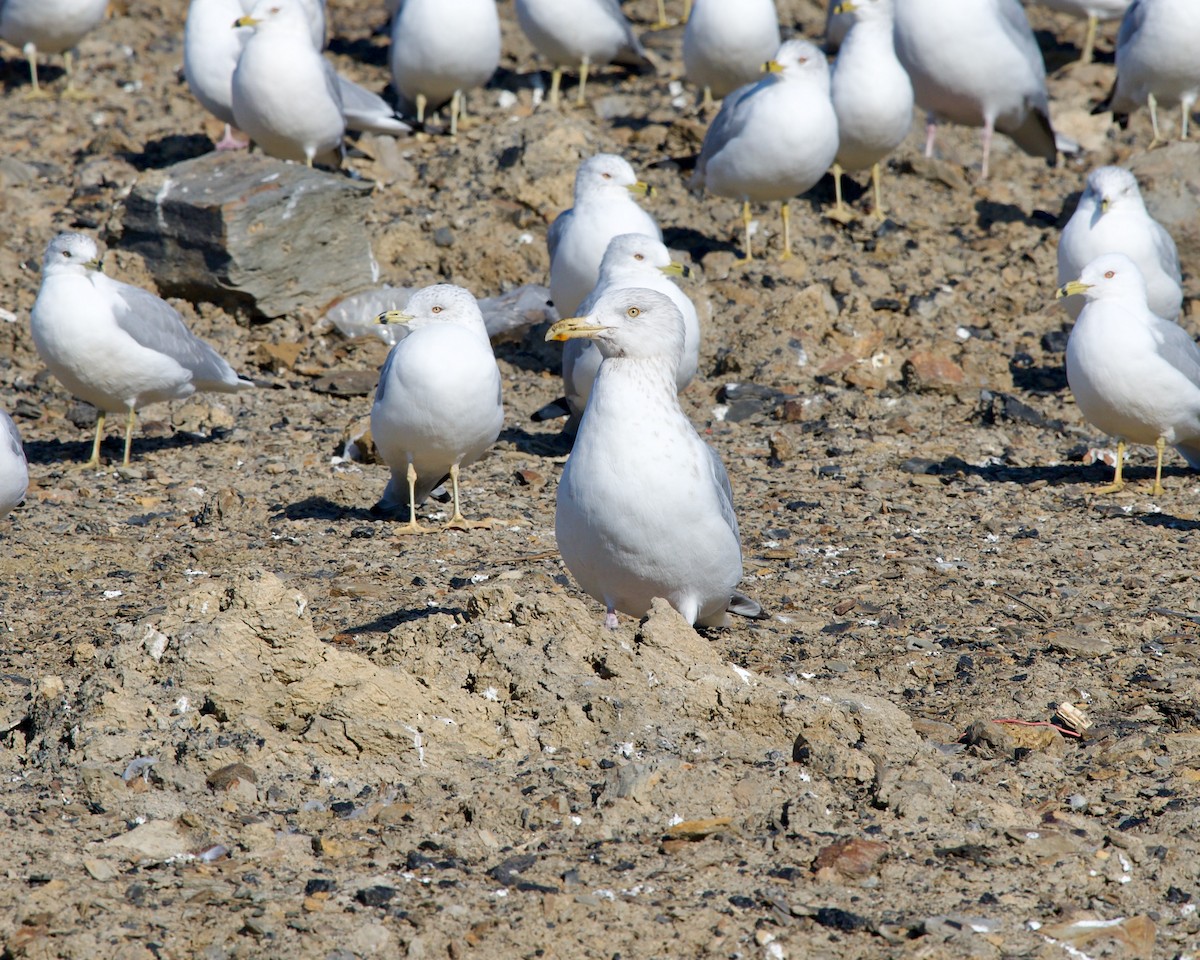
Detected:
left=549, top=67, right=562, bottom=108
left=826, top=163, right=854, bottom=224
left=84, top=411, right=106, bottom=469
left=779, top=200, right=793, bottom=261
left=1080, top=14, right=1098, bottom=65
left=450, top=89, right=461, bottom=136
left=398, top=461, right=426, bottom=534
left=1182, top=102, right=1191, bottom=141
left=1148, top=93, right=1164, bottom=148
left=446, top=462, right=468, bottom=529
left=416, top=92, right=427, bottom=125
left=654, top=0, right=669, bottom=28
left=702, top=86, right=713, bottom=111
left=734, top=201, right=754, bottom=265
left=1094, top=439, right=1127, bottom=494
left=23, top=45, right=50, bottom=100
left=871, top=162, right=885, bottom=217
left=1151, top=437, right=1167, bottom=496
left=61, top=51, right=90, bottom=100
left=122, top=407, right=137, bottom=466
left=576, top=57, right=590, bottom=107
left=682, top=0, right=692, bottom=22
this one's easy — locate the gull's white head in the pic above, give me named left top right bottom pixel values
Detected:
left=597, top=234, right=689, bottom=283
left=42, top=233, right=101, bottom=276
left=768, top=39, right=830, bottom=89
left=574, top=154, right=653, bottom=203
left=835, top=0, right=895, bottom=26
left=377, top=283, right=484, bottom=331
left=1082, top=166, right=1144, bottom=216
left=1056, top=253, right=1150, bottom=305
left=236, top=0, right=310, bottom=35
left=546, top=287, right=686, bottom=362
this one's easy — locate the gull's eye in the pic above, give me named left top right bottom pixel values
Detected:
left=1104, top=271, right=1115, bottom=279
left=626, top=307, right=640, bottom=318
left=61, top=250, right=71, bottom=258
left=633, top=253, right=644, bottom=261
left=431, top=305, right=443, bottom=313
left=601, top=172, right=612, bottom=179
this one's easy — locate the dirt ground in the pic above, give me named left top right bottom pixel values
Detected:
left=1, top=1, right=1198, bottom=958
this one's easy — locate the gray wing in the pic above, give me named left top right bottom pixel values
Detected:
left=1152, top=221, right=1182, bottom=282
left=320, top=58, right=346, bottom=115
left=693, top=81, right=761, bottom=187
left=599, top=0, right=653, bottom=69
left=110, top=281, right=250, bottom=390
left=1149, top=317, right=1200, bottom=386
left=337, top=75, right=412, bottom=135
left=705, top=443, right=741, bottom=542
left=996, top=0, right=1048, bottom=86
left=1, top=412, right=25, bottom=464
left=547, top=208, right=573, bottom=264
left=1116, top=0, right=1146, bottom=51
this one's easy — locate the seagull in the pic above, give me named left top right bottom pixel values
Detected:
left=537, top=233, right=701, bottom=433
left=893, top=0, right=1057, bottom=179
left=828, top=0, right=913, bottom=221
left=0, top=411, right=28, bottom=521
left=1057, top=253, right=1200, bottom=495
left=514, top=0, right=654, bottom=108
left=692, top=39, right=839, bottom=262
left=29, top=233, right=255, bottom=468
left=0, top=0, right=108, bottom=97
left=1030, top=0, right=1132, bottom=64
left=1057, top=165, right=1182, bottom=321
left=547, top=154, right=661, bottom=319
left=389, top=0, right=500, bottom=134
left=683, top=0, right=780, bottom=108
left=371, top=285, right=504, bottom=532
left=1099, top=0, right=1200, bottom=144
left=547, top=287, right=764, bottom=628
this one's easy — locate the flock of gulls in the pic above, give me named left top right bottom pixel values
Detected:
left=1, top=0, right=1199, bottom=631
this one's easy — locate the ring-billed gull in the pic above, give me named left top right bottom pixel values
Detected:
left=548, top=154, right=660, bottom=318
left=692, top=39, right=839, bottom=262
left=372, top=285, right=504, bottom=532
left=30, top=233, right=255, bottom=468
left=683, top=0, right=780, bottom=108
left=1057, top=253, right=1200, bottom=495
left=824, top=0, right=853, bottom=51
left=0, top=411, right=28, bottom=521
left=0, top=0, right=108, bottom=97
left=547, top=287, right=764, bottom=628
left=1099, top=0, right=1200, bottom=144
left=1031, top=0, right=1131, bottom=64
left=514, top=0, right=654, bottom=108
left=828, top=0, right=912, bottom=222
left=389, top=0, right=500, bottom=135
left=893, top=0, right=1056, bottom=180
left=539, top=233, right=701, bottom=433
left=1057, top=166, right=1182, bottom=321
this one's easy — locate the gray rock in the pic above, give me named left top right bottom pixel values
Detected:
left=1128, top=143, right=1200, bottom=278
left=119, top=152, right=376, bottom=319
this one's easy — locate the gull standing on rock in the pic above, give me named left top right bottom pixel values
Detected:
left=893, top=0, right=1057, bottom=179
left=683, top=0, right=780, bottom=108
left=1099, top=0, right=1200, bottom=143
left=1032, top=0, right=1131, bottom=64
left=389, top=0, right=500, bottom=134
left=1058, top=253, right=1200, bottom=495
left=692, top=39, right=839, bottom=262
left=547, top=154, right=661, bottom=318
left=547, top=288, right=764, bottom=628
left=1057, top=166, right=1182, bottom=321
left=371, top=285, right=504, bottom=532
left=514, top=0, right=654, bottom=108
left=538, top=233, right=701, bottom=433
left=828, top=0, right=912, bottom=222
left=30, top=234, right=255, bottom=468
left=0, top=411, right=29, bottom=521
left=0, top=0, right=108, bottom=97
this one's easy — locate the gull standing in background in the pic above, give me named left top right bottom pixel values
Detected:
left=0, top=412, right=28, bottom=521
left=828, top=0, right=912, bottom=222
left=1058, top=254, right=1200, bottom=496
left=683, top=0, right=780, bottom=109
left=1057, top=166, right=1182, bottom=321
left=893, top=0, right=1057, bottom=179
left=514, top=0, right=654, bottom=108
left=29, top=234, right=254, bottom=468
left=0, top=0, right=108, bottom=97
left=1100, top=0, right=1200, bottom=143
left=389, top=0, right=500, bottom=134
left=1031, top=0, right=1131, bottom=64
left=372, top=286, right=504, bottom=532
left=692, top=39, right=839, bottom=262
left=547, top=154, right=661, bottom=319
left=547, top=288, right=764, bottom=629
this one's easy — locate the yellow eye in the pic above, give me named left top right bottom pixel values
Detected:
left=627, top=307, right=640, bottom=318
left=1104, top=271, right=1114, bottom=279
left=432, top=305, right=443, bottom=313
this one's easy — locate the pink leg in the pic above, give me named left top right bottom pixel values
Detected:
left=923, top=113, right=937, bottom=158
left=604, top=608, right=618, bottom=630
left=215, top=124, right=249, bottom=151
left=980, top=116, right=993, bottom=180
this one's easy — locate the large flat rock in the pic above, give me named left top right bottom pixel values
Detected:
left=119, top=152, right=377, bottom=319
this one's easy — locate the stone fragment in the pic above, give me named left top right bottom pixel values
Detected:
left=903, top=352, right=966, bottom=393
left=120, top=152, right=376, bottom=319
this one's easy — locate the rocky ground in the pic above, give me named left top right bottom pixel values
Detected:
left=1, top=0, right=1199, bottom=958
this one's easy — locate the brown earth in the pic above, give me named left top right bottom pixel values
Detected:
left=1, top=1, right=1198, bottom=958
